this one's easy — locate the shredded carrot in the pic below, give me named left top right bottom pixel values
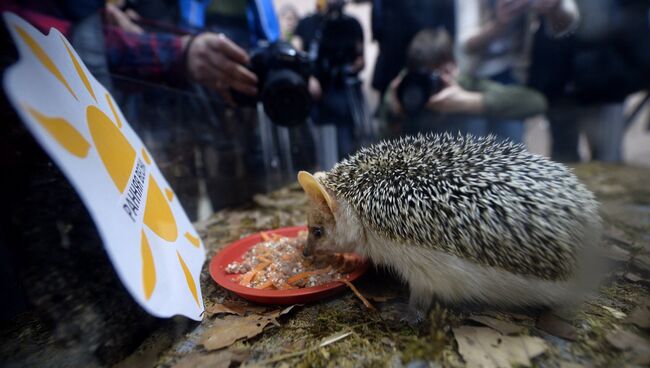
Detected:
left=226, top=232, right=360, bottom=290
left=254, top=261, right=271, bottom=271
left=287, top=271, right=315, bottom=284
left=240, top=270, right=256, bottom=286
left=257, top=279, right=275, bottom=289
left=340, top=279, right=375, bottom=310
left=287, top=267, right=331, bottom=284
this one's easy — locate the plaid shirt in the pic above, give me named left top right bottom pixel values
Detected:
left=7, top=8, right=186, bottom=84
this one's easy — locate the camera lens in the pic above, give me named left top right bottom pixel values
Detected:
left=397, top=71, right=444, bottom=116
left=261, top=69, right=311, bottom=127
left=400, top=84, right=428, bottom=116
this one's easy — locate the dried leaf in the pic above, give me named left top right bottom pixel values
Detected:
left=171, top=350, right=248, bottom=368
left=601, top=244, right=631, bottom=262
left=536, top=312, right=577, bottom=341
left=624, top=300, right=650, bottom=329
left=453, top=326, right=547, bottom=368
left=204, top=302, right=266, bottom=318
left=623, top=272, right=644, bottom=283
left=605, top=329, right=650, bottom=365
left=601, top=306, right=626, bottom=319
left=469, top=315, right=526, bottom=335
left=201, top=306, right=297, bottom=351
left=632, top=252, right=650, bottom=272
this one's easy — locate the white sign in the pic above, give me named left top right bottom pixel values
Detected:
left=2, top=12, right=205, bottom=320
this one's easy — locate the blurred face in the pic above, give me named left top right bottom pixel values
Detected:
left=280, top=10, right=298, bottom=34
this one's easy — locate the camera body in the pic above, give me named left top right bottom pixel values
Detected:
left=232, top=41, right=312, bottom=127
left=396, top=70, right=444, bottom=116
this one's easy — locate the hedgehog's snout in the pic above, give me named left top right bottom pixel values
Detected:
left=303, top=238, right=316, bottom=257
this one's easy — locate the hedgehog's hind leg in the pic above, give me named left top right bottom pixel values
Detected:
left=401, top=285, right=434, bottom=325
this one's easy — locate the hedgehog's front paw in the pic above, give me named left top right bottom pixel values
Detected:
left=381, top=301, right=425, bottom=326
left=400, top=307, right=426, bottom=326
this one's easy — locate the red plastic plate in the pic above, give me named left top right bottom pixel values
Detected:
left=209, top=226, right=369, bottom=304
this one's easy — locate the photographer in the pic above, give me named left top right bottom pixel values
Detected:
left=292, top=0, right=365, bottom=170
left=456, top=0, right=579, bottom=143
left=382, top=29, right=547, bottom=139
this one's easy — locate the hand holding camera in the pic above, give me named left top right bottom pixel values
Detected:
left=184, top=32, right=259, bottom=105
left=230, top=41, right=313, bottom=127
left=425, top=77, right=483, bottom=115
left=393, top=70, right=483, bottom=116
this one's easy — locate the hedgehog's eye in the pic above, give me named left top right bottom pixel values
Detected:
left=311, top=226, right=324, bottom=239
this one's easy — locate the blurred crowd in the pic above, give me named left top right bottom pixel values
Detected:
left=2, top=0, right=649, bottom=170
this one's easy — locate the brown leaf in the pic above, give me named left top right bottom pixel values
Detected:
left=453, top=326, right=547, bottom=368
left=601, top=244, right=632, bottom=262
left=204, top=302, right=266, bottom=318
left=200, top=306, right=297, bottom=351
left=536, top=312, right=577, bottom=341
left=624, top=300, right=650, bottom=329
left=623, top=272, right=644, bottom=283
left=468, top=315, right=526, bottom=335
left=605, top=329, right=650, bottom=365
left=171, top=350, right=248, bottom=368
left=632, top=252, right=650, bottom=272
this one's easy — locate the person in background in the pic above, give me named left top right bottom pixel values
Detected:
left=456, top=0, right=579, bottom=143
left=2, top=0, right=257, bottom=103
left=292, top=0, right=365, bottom=170
left=381, top=28, right=547, bottom=139
left=278, top=4, right=300, bottom=41
left=527, top=0, right=650, bottom=162
left=370, top=0, right=455, bottom=99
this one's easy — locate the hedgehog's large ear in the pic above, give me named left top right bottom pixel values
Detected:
left=297, top=171, right=336, bottom=215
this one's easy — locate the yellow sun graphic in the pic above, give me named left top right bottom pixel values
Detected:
left=14, top=23, right=202, bottom=307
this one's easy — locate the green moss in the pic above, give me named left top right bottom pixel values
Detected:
left=400, top=304, right=458, bottom=364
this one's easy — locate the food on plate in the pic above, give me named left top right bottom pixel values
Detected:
left=225, top=231, right=359, bottom=290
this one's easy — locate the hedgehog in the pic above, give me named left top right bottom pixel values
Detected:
left=297, top=133, right=602, bottom=323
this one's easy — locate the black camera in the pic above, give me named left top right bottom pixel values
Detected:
left=396, top=70, right=444, bottom=116
left=232, top=41, right=312, bottom=127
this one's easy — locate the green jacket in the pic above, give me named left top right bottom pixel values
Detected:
left=456, top=74, right=547, bottom=119
left=379, top=73, right=547, bottom=138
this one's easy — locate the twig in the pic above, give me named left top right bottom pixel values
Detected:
left=339, top=279, right=375, bottom=310
left=245, top=331, right=353, bottom=366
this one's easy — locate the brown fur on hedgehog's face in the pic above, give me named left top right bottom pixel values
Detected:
left=304, top=202, right=338, bottom=256
left=298, top=171, right=353, bottom=256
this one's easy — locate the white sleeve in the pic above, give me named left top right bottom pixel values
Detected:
left=456, top=0, right=483, bottom=47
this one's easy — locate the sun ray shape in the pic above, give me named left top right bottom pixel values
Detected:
left=61, top=35, right=96, bottom=102
left=14, top=24, right=77, bottom=100
left=86, top=105, right=136, bottom=193
left=141, top=148, right=152, bottom=164
left=105, top=93, right=122, bottom=128
left=184, top=232, right=201, bottom=248
left=176, top=251, right=200, bottom=307
left=26, top=106, right=90, bottom=157
left=143, top=175, right=178, bottom=241
left=141, top=230, right=156, bottom=300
